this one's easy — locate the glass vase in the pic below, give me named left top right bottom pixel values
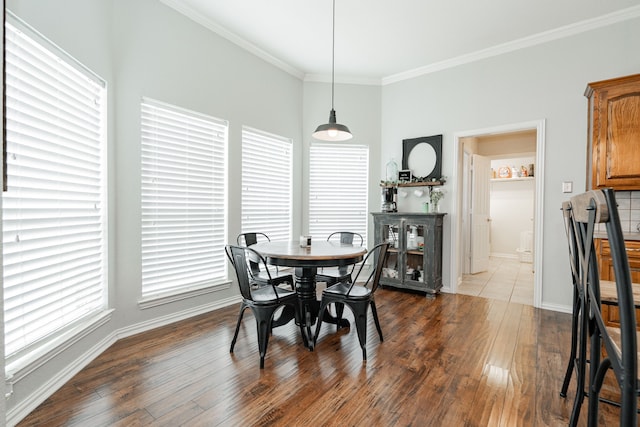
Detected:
left=386, top=159, right=399, bottom=182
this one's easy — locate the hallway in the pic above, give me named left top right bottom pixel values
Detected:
left=458, top=256, right=534, bottom=305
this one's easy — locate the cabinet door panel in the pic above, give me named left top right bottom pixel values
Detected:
left=606, top=93, right=640, bottom=179
left=378, top=222, right=401, bottom=282
left=588, top=74, right=640, bottom=190
left=602, top=305, right=640, bottom=330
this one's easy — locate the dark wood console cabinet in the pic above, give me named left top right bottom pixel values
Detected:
left=371, top=212, right=445, bottom=298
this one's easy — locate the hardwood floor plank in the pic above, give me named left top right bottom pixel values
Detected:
left=500, top=305, right=536, bottom=427
left=16, top=290, right=625, bottom=426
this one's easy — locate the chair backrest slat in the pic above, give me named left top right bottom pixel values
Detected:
left=327, top=231, right=364, bottom=247
left=561, top=201, right=580, bottom=289
left=226, top=244, right=278, bottom=302
left=237, top=232, right=271, bottom=247
left=237, top=233, right=271, bottom=275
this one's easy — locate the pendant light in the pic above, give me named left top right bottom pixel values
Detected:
left=312, top=0, right=353, bottom=141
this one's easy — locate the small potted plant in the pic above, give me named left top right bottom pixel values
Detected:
left=429, top=188, right=445, bottom=212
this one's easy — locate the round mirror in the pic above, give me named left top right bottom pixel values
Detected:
left=408, top=143, right=437, bottom=178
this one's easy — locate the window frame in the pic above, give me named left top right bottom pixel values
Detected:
left=240, top=126, right=293, bottom=242
left=140, top=97, right=229, bottom=306
left=308, top=142, right=369, bottom=244
left=3, top=12, right=110, bottom=376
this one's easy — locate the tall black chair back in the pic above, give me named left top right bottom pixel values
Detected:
left=316, top=231, right=365, bottom=285
left=313, top=242, right=390, bottom=361
left=559, top=201, right=590, bottom=425
left=237, top=232, right=270, bottom=247
left=327, top=231, right=364, bottom=246
left=225, top=245, right=306, bottom=368
left=235, top=232, right=291, bottom=288
left=570, top=189, right=637, bottom=426
left=236, top=232, right=270, bottom=275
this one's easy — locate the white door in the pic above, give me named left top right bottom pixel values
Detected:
left=470, top=154, right=491, bottom=273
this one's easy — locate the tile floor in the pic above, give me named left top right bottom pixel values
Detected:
left=457, top=256, right=534, bottom=306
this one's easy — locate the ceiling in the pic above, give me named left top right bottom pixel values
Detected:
left=161, top=0, right=640, bottom=84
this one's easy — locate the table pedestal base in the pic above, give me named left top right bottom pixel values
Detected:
left=271, top=266, right=350, bottom=350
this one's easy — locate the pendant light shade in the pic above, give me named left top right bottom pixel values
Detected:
left=313, top=109, right=352, bottom=141
left=312, top=0, right=352, bottom=141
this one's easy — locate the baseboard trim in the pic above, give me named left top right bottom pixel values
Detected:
left=6, top=295, right=241, bottom=427
left=540, top=301, right=572, bottom=314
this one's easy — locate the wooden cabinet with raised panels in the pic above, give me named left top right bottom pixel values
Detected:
left=595, top=238, right=640, bottom=329
left=586, top=74, right=640, bottom=190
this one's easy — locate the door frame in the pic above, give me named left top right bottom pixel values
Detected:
left=450, top=119, right=546, bottom=308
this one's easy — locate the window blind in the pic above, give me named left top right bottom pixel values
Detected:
left=241, top=127, right=292, bottom=242
left=141, top=99, right=228, bottom=297
left=3, top=19, right=107, bottom=358
left=309, top=143, right=369, bottom=243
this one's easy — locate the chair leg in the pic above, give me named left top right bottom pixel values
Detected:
left=230, top=303, right=248, bottom=353
left=586, top=317, right=603, bottom=427
left=351, top=301, right=369, bottom=361
left=313, top=301, right=329, bottom=346
left=370, top=300, right=383, bottom=342
left=569, top=300, right=588, bottom=427
left=255, top=311, right=273, bottom=369
left=335, top=302, right=345, bottom=330
left=560, top=290, right=580, bottom=397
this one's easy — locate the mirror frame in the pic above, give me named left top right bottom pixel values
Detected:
left=402, top=134, right=443, bottom=181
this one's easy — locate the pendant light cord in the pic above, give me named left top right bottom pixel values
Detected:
left=331, top=0, right=336, bottom=111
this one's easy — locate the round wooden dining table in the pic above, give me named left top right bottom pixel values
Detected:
left=251, top=240, right=367, bottom=348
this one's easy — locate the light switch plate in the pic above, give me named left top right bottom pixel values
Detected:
left=562, top=181, right=573, bottom=193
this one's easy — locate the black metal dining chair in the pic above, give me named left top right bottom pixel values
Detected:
left=315, top=231, right=364, bottom=286
left=570, top=188, right=638, bottom=426
left=559, top=200, right=590, bottom=425
left=236, top=232, right=293, bottom=289
left=225, top=245, right=307, bottom=368
left=313, top=242, right=389, bottom=361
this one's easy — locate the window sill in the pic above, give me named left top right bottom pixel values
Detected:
left=5, top=309, right=115, bottom=387
left=138, top=280, right=231, bottom=310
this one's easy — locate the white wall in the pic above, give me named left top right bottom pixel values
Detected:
left=111, top=0, right=304, bottom=329
left=381, top=16, right=640, bottom=311
left=490, top=178, right=535, bottom=257
left=4, top=0, right=305, bottom=422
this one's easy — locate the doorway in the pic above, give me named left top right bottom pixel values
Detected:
left=451, top=120, right=546, bottom=308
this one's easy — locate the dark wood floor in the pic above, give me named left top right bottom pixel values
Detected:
left=17, top=289, right=622, bottom=426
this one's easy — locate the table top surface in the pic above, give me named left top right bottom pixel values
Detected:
left=252, top=240, right=367, bottom=268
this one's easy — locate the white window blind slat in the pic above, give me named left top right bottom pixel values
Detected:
left=241, top=127, right=292, bottom=242
left=3, top=18, right=107, bottom=360
left=141, top=99, right=228, bottom=297
left=308, top=143, right=369, bottom=243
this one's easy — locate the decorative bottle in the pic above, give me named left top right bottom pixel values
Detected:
left=386, top=158, right=399, bottom=183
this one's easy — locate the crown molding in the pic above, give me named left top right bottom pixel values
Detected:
left=160, top=1, right=640, bottom=86
left=304, top=73, right=381, bottom=86
left=382, top=5, right=640, bottom=85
